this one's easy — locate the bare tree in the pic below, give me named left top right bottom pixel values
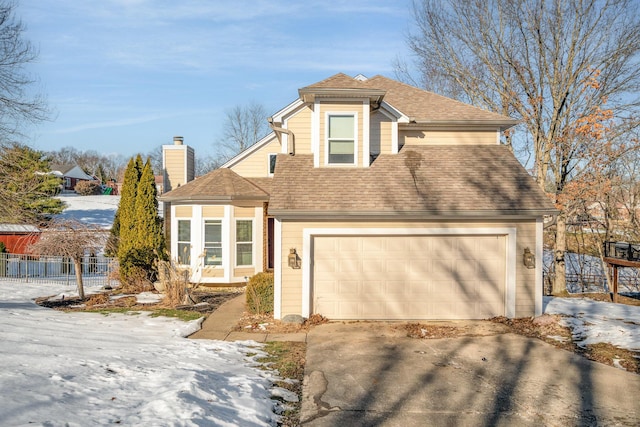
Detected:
left=215, top=102, right=270, bottom=162
left=401, top=0, right=640, bottom=293
left=28, top=219, right=107, bottom=299
left=0, top=1, right=49, bottom=140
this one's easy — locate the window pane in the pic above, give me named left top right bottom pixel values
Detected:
left=204, top=220, right=221, bottom=243
left=329, top=140, right=354, bottom=155
left=204, top=247, right=222, bottom=266
left=236, top=243, right=253, bottom=266
left=269, top=154, right=277, bottom=174
left=178, top=243, right=190, bottom=264
left=329, top=115, right=354, bottom=138
left=236, top=220, right=252, bottom=241
left=178, top=220, right=190, bottom=241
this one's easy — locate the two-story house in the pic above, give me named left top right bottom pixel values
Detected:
left=159, top=73, right=556, bottom=321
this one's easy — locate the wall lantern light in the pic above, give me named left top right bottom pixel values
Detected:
left=523, top=247, right=535, bottom=269
left=288, top=248, right=301, bottom=269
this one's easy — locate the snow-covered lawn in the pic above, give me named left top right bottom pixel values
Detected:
left=0, top=282, right=282, bottom=426
left=544, top=296, right=640, bottom=352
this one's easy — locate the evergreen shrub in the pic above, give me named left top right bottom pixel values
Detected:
left=246, top=272, right=274, bottom=315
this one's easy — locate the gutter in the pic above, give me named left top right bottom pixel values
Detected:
left=267, top=209, right=559, bottom=220
left=267, top=117, right=296, bottom=155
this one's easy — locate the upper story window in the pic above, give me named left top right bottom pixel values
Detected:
left=327, top=114, right=356, bottom=165
left=177, top=219, right=191, bottom=265
left=268, top=153, right=277, bottom=175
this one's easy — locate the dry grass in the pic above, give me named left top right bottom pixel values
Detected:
left=491, top=315, right=640, bottom=374
left=234, top=313, right=328, bottom=334
left=258, top=341, right=306, bottom=427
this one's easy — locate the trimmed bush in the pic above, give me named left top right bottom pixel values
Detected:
left=246, top=272, right=274, bottom=315
left=75, top=180, right=102, bottom=195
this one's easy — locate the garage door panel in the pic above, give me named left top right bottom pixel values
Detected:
left=313, top=235, right=506, bottom=320
left=337, top=259, right=362, bottom=273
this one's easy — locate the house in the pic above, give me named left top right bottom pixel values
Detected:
left=50, top=164, right=95, bottom=192
left=0, top=224, right=40, bottom=253
left=159, top=73, right=556, bottom=321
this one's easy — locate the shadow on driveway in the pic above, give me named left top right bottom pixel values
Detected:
left=301, top=322, right=640, bottom=427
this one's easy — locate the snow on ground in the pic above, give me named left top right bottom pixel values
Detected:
left=544, top=296, right=640, bottom=352
left=55, top=193, right=120, bottom=229
left=0, top=281, right=281, bottom=426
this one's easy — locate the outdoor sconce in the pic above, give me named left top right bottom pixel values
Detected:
left=288, top=248, right=301, bottom=269
left=523, top=247, right=535, bottom=269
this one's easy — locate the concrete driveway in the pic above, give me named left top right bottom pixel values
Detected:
left=301, top=322, right=640, bottom=427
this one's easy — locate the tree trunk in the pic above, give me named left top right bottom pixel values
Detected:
left=73, top=258, right=85, bottom=300
left=553, top=214, right=567, bottom=294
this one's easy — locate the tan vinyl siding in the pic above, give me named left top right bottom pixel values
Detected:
left=174, top=205, right=192, bottom=217
left=202, top=206, right=225, bottom=217
left=234, top=206, right=256, bottom=217
left=164, top=149, right=185, bottom=192
left=319, top=101, right=364, bottom=166
left=400, top=129, right=498, bottom=146
left=234, top=267, right=255, bottom=278
left=370, top=111, right=393, bottom=156
left=279, top=219, right=537, bottom=318
left=229, top=136, right=281, bottom=177
left=201, top=267, right=224, bottom=278
left=163, top=146, right=194, bottom=192
left=286, top=106, right=312, bottom=154
left=514, top=221, right=537, bottom=317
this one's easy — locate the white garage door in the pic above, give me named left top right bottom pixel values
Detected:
left=313, top=235, right=506, bottom=320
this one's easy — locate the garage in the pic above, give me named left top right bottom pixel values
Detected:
left=312, top=234, right=507, bottom=320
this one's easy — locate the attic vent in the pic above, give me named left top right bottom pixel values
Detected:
left=353, top=74, right=368, bottom=81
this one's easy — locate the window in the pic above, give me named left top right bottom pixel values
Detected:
left=204, top=220, right=222, bottom=266
left=177, top=220, right=191, bottom=265
left=268, top=154, right=277, bottom=175
left=328, top=114, right=355, bottom=164
left=236, top=219, right=253, bottom=266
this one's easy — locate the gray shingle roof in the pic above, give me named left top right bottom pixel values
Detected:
left=160, top=168, right=269, bottom=202
left=301, top=73, right=516, bottom=125
left=269, top=145, right=556, bottom=216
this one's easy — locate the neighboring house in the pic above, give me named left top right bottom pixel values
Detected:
left=160, top=73, right=556, bottom=321
left=0, top=224, right=40, bottom=253
left=50, top=164, right=95, bottom=192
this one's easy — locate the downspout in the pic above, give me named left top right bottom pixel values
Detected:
left=267, top=117, right=296, bottom=155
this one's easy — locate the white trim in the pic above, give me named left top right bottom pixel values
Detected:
left=190, top=206, right=203, bottom=282
left=267, top=153, right=278, bottom=176
left=301, top=227, right=517, bottom=319
left=273, top=218, right=282, bottom=319
left=223, top=205, right=232, bottom=282
left=270, top=98, right=305, bottom=123
left=362, top=99, right=370, bottom=167
left=312, top=99, right=320, bottom=167
left=221, top=133, right=278, bottom=169
left=380, top=101, right=410, bottom=123
left=535, top=218, right=544, bottom=316
left=324, top=111, right=359, bottom=167
left=496, top=129, right=501, bottom=145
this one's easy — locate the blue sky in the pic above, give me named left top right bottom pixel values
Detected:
left=20, top=0, right=414, bottom=159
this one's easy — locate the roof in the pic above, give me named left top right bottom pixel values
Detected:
left=159, top=168, right=270, bottom=202
left=269, top=145, right=556, bottom=217
left=0, top=224, right=40, bottom=233
left=300, top=73, right=517, bottom=127
left=50, top=164, right=94, bottom=180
